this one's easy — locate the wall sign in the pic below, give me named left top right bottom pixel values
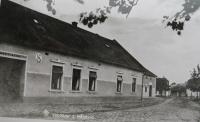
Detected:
left=35, top=53, right=42, bottom=63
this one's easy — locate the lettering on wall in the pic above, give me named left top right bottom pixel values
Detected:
left=35, top=53, right=42, bottom=63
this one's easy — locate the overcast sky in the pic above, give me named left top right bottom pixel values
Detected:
left=10, top=0, right=200, bottom=84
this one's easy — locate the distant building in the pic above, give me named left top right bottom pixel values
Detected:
left=186, top=89, right=199, bottom=98
left=170, top=83, right=187, bottom=97
left=0, top=0, right=156, bottom=103
left=156, top=77, right=170, bottom=96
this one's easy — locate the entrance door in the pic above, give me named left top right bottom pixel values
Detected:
left=0, top=57, right=26, bottom=101
left=149, top=85, right=152, bottom=97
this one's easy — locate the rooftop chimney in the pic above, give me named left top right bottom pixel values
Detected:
left=72, top=21, right=78, bottom=27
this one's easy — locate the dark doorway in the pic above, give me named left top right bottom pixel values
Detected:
left=149, top=85, right=152, bottom=97
left=0, top=57, right=26, bottom=102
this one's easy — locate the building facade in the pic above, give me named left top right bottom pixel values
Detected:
left=186, top=89, right=199, bottom=98
left=0, top=0, right=156, bottom=103
left=156, top=77, right=170, bottom=97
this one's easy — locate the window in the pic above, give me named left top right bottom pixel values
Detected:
left=117, top=76, right=123, bottom=92
left=72, top=69, right=81, bottom=91
left=145, top=86, right=147, bottom=92
left=88, top=71, right=97, bottom=91
left=51, top=65, right=63, bottom=90
left=132, top=78, right=136, bottom=92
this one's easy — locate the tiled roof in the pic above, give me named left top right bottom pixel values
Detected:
left=0, top=0, right=156, bottom=77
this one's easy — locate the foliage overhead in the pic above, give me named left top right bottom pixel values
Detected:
left=162, top=0, right=200, bottom=35
left=79, top=8, right=109, bottom=28
left=24, top=0, right=139, bottom=28
left=24, top=0, right=56, bottom=15
left=79, top=0, right=139, bottom=28
left=23, top=0, right=200, bottom=34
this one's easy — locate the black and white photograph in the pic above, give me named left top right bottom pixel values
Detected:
left=0, top=0, right=200, bottom=121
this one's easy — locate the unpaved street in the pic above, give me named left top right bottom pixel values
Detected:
left=0, top=97, right=200, bottom=122
left=79, top=97, right=200, bottom=122
left=0, top=117, right=72, bottom=122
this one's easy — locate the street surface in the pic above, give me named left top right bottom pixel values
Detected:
left=0, top=117, right=71, bottom=122
left=0, top=97, right=200, bottom=122
left=84, top=97, right=200, bottom=122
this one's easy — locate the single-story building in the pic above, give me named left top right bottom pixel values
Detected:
left=0, top=0, right=156, bottom=103
left=186, top=89, right=199, bottom=98
left=170, top=83, right=187, bottom=97
left=156, top=77, right=170, bottom=97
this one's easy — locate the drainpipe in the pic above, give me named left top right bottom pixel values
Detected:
left=141, top=72, right=145, bottom=103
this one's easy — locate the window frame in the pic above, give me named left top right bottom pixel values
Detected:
left=116, top=75, right=123, bottom=93
left=50, top=64, right=64, bottom=91
left=88, top=71, right=97, bottom=92
left=71, top=68, right=82, bottom=91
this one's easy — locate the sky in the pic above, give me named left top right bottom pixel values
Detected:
left=9, top=0, right=200, bottom=84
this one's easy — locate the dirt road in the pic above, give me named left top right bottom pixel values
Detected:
left=0, top=97, right=200, bottom=122
left=79, top=97, right=200, bottom=122
left=0, top=117, right=72, bottom=122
